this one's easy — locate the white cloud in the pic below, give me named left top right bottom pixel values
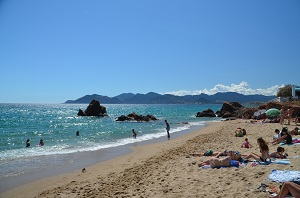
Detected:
left=163, top=81, right=284, bottom=96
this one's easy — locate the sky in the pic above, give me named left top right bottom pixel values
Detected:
left=0, top=0, right=299, bottom=103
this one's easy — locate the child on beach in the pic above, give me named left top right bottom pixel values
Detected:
left=273, top=129, right=280, bottom=140
left=241, top=138, right=252, bottom=148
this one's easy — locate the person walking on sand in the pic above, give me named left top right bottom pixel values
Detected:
left=165, top=120, right=170, bottom=139
left=132, top=129, right=137, bottom=139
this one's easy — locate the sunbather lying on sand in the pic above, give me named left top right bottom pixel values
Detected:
left=269, top=181, right=300, bottom=198
left=190, top=150, right=244, bottom=161
left=198, top=156, right=231, bottom=168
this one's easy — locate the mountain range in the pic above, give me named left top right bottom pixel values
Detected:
left=64, top=92, right=275, bottom=104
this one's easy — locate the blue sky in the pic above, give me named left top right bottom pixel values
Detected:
left=0, top=0, right=299, bottom=103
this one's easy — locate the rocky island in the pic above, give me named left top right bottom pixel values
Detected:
left=77, top=99, right=107, bottom=116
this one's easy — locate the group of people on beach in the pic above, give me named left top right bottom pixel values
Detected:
left=251, top=107, right=300, bottom=125
left=238, top=126, right=297, bottom=148
left=196, top=137, right=271, bottom=166
left=191, top=124, right=300, bottom=198
left=271, top=127, right=293, bottom=145
left=279, top=107, right=294, bottom=125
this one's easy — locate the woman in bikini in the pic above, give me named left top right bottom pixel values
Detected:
left=190, top=150, right=243, bottom=161
left=196, top=149, right=246, bottom=168
left=244, top=137, right=269, bottom=162
left=198, top=156, right=231, bottom=168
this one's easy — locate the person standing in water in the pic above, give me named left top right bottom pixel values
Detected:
left=39, top=139, right=44, bottom=146
left=165, top=120, right=170, bottom=139
left=132, top=129, right=137, bottom=139
left=26, top=139, right=30, bottom=147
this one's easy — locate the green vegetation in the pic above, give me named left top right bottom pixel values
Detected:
left=277, top=84, right=292, bottom=97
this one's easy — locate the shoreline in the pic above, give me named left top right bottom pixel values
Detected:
left=0, top=123, right=208, bottom=195
left=2, top=120, right=300, bottom=198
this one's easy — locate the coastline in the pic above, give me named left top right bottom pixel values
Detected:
left=0, top=123, right=208, bottom=195
left=2, top=120, right=300, bottom=198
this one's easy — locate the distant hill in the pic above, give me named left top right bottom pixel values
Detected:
left=64, top=92, right=275, bottom=104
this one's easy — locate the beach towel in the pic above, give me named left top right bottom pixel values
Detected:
left=279, top=142, right=300, bottom=146
left=293, top=139, right=300, bottom=144
left=258, top=161, right=271, bottom=165
left=258, top=159, right=290, bottom=165
left=255, top=159, right=290, bottom=166
left=268, top=169, right=300, bottom=183
left=272, top=159, right=291, bottom=165
left=279, top=138, right=300, bottom=146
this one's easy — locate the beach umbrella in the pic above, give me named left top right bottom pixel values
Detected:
left=254, top=109, right=266, bottom=117
left=265, top=108, right=280, bottom=117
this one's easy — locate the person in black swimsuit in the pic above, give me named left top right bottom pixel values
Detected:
left=132, top=129, right=137, bottom=139
left=272, top=128, right=292, bottom=145
left=26, top=139, right=30, bottom=147
left=165, top=120, right=170, bottom=139
left=244, top=137, right=269, bottom=162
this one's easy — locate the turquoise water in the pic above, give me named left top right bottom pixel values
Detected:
left=0, top=103, right=222, bottom=180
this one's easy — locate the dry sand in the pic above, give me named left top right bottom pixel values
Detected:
left=2, top=120, right=300, bottom=198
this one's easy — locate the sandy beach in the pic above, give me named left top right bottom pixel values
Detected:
left=2, top=119, right=300, bottom=198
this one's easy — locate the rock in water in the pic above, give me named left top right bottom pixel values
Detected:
left=77, top=99, right=107, bottom=116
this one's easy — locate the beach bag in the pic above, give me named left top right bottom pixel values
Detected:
left=204, top=150, right=213, bottom=156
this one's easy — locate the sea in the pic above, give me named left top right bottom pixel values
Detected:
left=0, top=103, right=222, bottom=191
